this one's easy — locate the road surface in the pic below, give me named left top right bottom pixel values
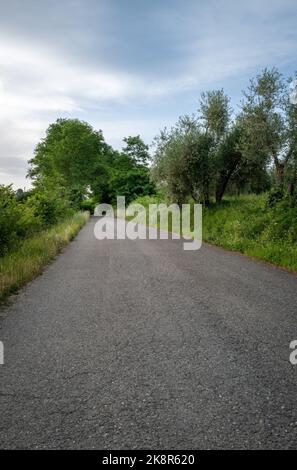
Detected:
left=0, top=217, right=297, bottom=449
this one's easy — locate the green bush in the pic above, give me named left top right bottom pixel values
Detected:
left=0, top=185, right=21, bottom=256
left=266, top=187, right=284, bottom=207
left=0, top=185, right=76, bottom=258
left=80, top=198, right=96, bottom=214
left=0, top=185, right=41, bottom=256
left=27, top=191, right=73, bottom=226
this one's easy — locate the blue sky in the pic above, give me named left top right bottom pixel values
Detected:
left=0, top=0, right=296, bottom=188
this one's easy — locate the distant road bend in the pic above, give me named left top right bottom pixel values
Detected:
left=0, top=217, right=297, bottom=449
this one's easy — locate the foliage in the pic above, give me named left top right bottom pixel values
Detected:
left=214, top=126, right=243, bottom=202
left=152, top=68, right=297, bottom=205
left=28, top=118, right=111, bottom=204
left=0, top=185, right=41, bottom=256
left=131, top=194, right=297, bottom=272
left=27, top=189, right=74, bottom=225
left=2, top=66, right=297, bottom=278
left=80, top=198, right=96, bottom=214
left=153, top=110, right=243, bottom=204
left=122, top=135, right=151, bottom=166
left=153, top=116, right=212, bottom=204
left=109, top=167, right=155, bottom=205
left=105, top=135, right=155, bottom=204
left=28, top=121, right=155, bottom=206
left=200, top=89, right=232, bottom=141
left=239, top=68, right=297, bottom=193
left=202, top=194, right=297, bottom=270
left=0, top=212, right=89, bottom=300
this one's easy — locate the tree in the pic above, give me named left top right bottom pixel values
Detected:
left=214, top=126, right=243, bottom=202
left=240, top=68, right=297, bottom=192
left=122, top=135, right=150, bottom=166
left=152, top=116, right=215, bottom=205
left=200, top=89, right=231, bottom=142
left=199, top=89, right=246, bottom=202
left=109, top=167, right=155, bottom=205
left=108, top=136, right=155, bottom=204
left=286, top=75, right=297, bottom=195
left=28, top=119, right=111, bottom=205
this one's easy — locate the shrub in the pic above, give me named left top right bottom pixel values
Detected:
left=0, top=185, right=46, bottom=256
left=80, top=198, right=96, bottom=214
left=266, top=187, right=284, bottom=207
left=27, top=191, right=73, bottom=226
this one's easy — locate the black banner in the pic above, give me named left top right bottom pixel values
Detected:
left=0, top=449, right=290, bottom=466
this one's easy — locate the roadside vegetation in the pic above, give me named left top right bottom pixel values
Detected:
left=142, top=67, right=297, bottom=271
left=0, top=212, right=89, bottom=300
left=202, top=194, right=297, bottom=271
left=1, top=66, right=296, bottom=285
left=0, top=121, right=155, bottom=298
left=131, top=194, right=297, bottom=272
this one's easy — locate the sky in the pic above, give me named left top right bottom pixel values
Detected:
left=0, top=0, right=297, bottom=189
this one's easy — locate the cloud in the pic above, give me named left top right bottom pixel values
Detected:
left=0, top=156, right=28, bottom=176
left=0, top=38, right=149, bottom=187
left=0, top=155, right=30, bottom=189
left=0, top=0, right=296, bottom=188
left=94, top=119, right=168, bottom=150
left=0, top=39, right=140, bottom=117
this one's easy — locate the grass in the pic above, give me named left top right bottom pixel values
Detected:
left=128, top=194, right=297, bottom=272
left=0, top=211, right=90, bottom=300
left=202, top=194, right=297, bottom=272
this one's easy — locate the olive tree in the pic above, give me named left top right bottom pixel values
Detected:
left=240, top=68, right=297, bottom=193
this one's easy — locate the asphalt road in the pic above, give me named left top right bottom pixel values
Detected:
left=1, top=217, right=297, bottom=449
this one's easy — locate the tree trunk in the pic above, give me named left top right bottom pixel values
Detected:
left=288, top=172, right=296, bottom=196
left=215, top=167, right=237, bottom=203
left=215, top=177, right=229, bottom=203
left=215, top=152, right=242, bottom=203
left=273, top=155, right=285, bottom=187
left=276, top=163, right=285, bottom=186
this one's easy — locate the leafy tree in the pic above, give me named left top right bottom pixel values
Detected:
left=109, top=167, right=155, bottom=205
left=28, top=119, right=111, bottom=204
left=200, top=89, right=232, bottom=142
left=240, top=68, right=297, bottom=192
left=198, top=89, right=249, bottom=201
left=122, top=135, right=150, bottom=166
left=108, top=136, right=155, bottom=204
left=152, top=116, right=215, bottom=205
left=286, top=74, right=297, bottom=195
left=28, top=120, right=156, bottom=207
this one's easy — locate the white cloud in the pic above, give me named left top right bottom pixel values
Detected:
left=94, top=118, right=168, bottom=150
left=0, top=39, right=141, bottom=118
left=0, top=0, right=296, bottom=188
left=0, top=38, right=146, bottom=187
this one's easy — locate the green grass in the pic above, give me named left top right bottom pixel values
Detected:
left=129, top=194, right=297, bottom=272
left=202, top=194, right=297, bottom=271
left=0, top=211, right=90, bottom=300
